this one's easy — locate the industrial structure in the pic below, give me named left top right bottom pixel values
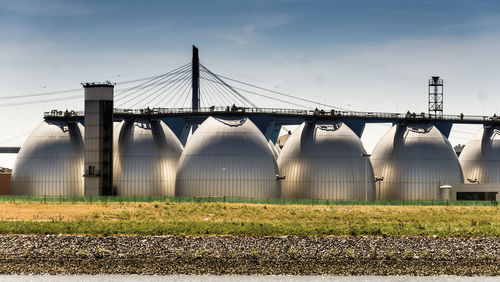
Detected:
left=0, top=167, right=12, bottom=195
left=113, top=118, right=183, bottom=196
left=11, top=119, right=84, bottom=196
left=459, top=125, right=500, bottom=184
left=175, top=116, right=280, bottom=198
left=278, top=121, right=375, bottom=200
left=451, top=125, right=500, bottom=200
left=83, top=82, right=114, bottom=196
left=5, top=46, right=500, bottom=201
left=370, top=123, right=463, bottom=201
left=428, top=76, right=444, bottom=119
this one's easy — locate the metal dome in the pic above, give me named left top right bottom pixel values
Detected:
left=11, top=120, right=84, bottom=195
left=175, top=116, right=280, bottom=198
left=278, top=121, right=375, bottom=200
left=113, top=118, right=183, bottom=196
left=268, top=140, right=280, bottom=159
left=459, top=125, right=500, bottom=184
left=371, top=123, right=463, bottom=200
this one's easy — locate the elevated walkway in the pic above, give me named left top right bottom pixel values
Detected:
left=43, top=107, right=500, bottom=144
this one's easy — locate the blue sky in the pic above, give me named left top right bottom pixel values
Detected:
left=3, top=0, right=498, bottom=50
left=0, top=0, right=500, bottom=166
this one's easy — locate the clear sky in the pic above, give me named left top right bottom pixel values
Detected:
left=1, top=0, right=500, bottom=167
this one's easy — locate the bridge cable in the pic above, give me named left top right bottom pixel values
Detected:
left=115, top=64, right=191, bottom=105
left=133, top=69, right=192, bottom=108
left=216, top=73, right=349, bottom=111
left=118, top=66, right=191, bottom=108
left=114, top=63, right=191, bottom=99
left=200, top=75, right=259, bottom=107
left=200, top=72, right=233, bottom=106
left=199, top=76, right=308, bottom=109
left=156, top=71, right=193, bottom=108
left=198, top=73, right=223, bottom=107
left=200, top=65, right=253, bottom=107
left=169, top=73, right=194, bottom=108
left=201, top=83, right=219, bottom=107
left=146, top=71, right=192, bottom=108
left=0, top=94, right=82, bottom=108
left=130, top=75, right=187, bottom=109
left=181, top=84, right=192, bottom=108
left=169, top=72, right=194, bottom=108
left=152, top=70, right=192, bottom=108
left=0, top=65, right=190, bottom=103
left=200, top=70, right=251, bottom=107
left=172, top=76, right=193, bottom=108
left=201, top=74, right=248, bottom=107
left=200, top=64, right=257, bottom=107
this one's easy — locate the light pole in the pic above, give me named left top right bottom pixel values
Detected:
left=361, top=153, right=371, bottom=201
left=375, top=176, right=384, bottom=200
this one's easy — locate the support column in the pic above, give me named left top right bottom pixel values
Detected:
left=431, top=121, right=453, bottom=138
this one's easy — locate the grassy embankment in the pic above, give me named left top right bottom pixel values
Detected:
left=0, top=201, right=499, bottom=236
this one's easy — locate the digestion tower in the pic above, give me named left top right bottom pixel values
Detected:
left=371, top=123, right=463, bottom=200
left=113, top=118, right=183, bottom=196
left=278, top=121, right=375, bottom=200
left=11, top=119, right=85, bottom=196
left=175, top=116, right=281, bottom=198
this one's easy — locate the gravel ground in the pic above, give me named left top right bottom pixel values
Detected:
left=0, top=235, right=499, bottom=275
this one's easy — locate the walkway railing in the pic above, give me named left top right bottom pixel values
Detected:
left=44, top=106, right=499, bottom=124
left=111, top=107, right=499, bottom=123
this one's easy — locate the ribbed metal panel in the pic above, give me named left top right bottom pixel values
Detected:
left=113, top=118, right=183, bottom=196
left=371, top=123, right=463, bottom=200
left=175, top=116, right=280, bottom=198
left=278, top=121, right=375, bottom=200
left=268, top=140, right=280, bottom=159
left=459, top=126, right=500, bottom=184
left=11, top=120, right=84, bottom=196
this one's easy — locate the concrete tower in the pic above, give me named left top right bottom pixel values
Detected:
left=83, top=82, right=114, bottom=196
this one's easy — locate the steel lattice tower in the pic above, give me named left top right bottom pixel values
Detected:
left=428, top=76, right=443, bottom=118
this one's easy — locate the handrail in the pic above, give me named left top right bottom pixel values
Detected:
left=44, top=107, right=499, bottom=123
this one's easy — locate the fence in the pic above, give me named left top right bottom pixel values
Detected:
left=0, top=195, right=497, bottom=206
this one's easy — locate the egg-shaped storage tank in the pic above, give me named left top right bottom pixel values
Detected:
left=278, top=121, right=375, bottom=200
left=175, top=116, right=280, bottom=198
left=459, top=125, right=500, bottom=184
left=11, top=119, right=84, bottom=195
left=371, top=123, right=463, bottom=200
left=113, top=118, right=183, bottom=196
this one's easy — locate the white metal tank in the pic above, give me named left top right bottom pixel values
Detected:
left=459, top=125, right=500, bottom=184
left=175, top=116, right=280, bottom=198
left=11, top=120, right=84, bottom=195
left=113, top=118, right=183, bottom=196
left=278, top=121, right=375, bottom=200
left=371, top=123, right=463, bottom=200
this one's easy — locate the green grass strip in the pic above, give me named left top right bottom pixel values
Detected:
left=1, top=220, right=500, bottom=237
